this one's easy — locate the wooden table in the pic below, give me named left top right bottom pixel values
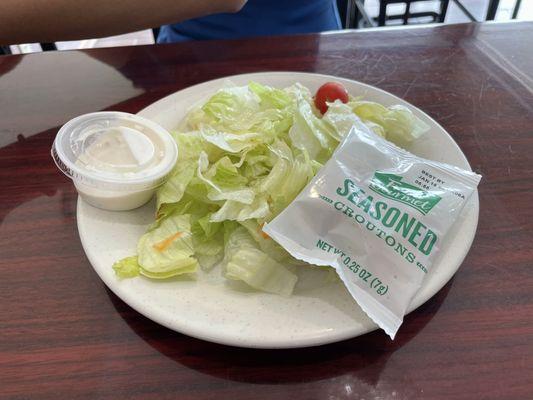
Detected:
left=1, top=21, right=532, bottom=400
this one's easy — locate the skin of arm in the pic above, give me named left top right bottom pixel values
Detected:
left=0, top=0, right=247, bottom=45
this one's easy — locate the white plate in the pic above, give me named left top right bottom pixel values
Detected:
left=77, top=72, right=479, bottom=348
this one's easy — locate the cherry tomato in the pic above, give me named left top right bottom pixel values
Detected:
left=314, top=82, right=349, bottom=114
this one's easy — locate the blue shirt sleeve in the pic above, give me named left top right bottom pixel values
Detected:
left=158, top=0, right=341, bottom=43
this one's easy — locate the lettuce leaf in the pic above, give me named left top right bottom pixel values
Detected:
left=223, top=227, right=297, bottom=296
left=288, top=85, right=337, bottom=162
left=112, top=256, right=140, bottom=278
left=210, top=196, right=270, bottom=222
left=137, top=214, right=198, bottom=278
left=347, top=100, right=429, bottom=144
left=156, top=163, right=196, bottom=211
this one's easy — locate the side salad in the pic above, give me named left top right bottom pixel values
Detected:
left=113, top=81, right=429, bottom=296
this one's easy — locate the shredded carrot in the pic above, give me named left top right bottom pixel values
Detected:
left=260, top=222, right=270, bottom=240
left=153, top=232, right=183, bottom=252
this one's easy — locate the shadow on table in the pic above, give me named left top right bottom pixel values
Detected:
left=106, top=279, right=451, bottom=386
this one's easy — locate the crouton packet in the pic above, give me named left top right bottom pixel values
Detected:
left=263, top=122, right=481, bottom=338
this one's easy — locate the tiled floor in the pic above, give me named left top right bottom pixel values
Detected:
left=9, top=0, right=533, bottom=53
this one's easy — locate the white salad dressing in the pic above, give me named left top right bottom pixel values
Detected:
left=78, top=126, right=157, bottom=174
left=52, top=112, right=177, bottom=211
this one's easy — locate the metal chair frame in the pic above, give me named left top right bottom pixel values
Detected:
left=342, top=0, right=523, bottom=28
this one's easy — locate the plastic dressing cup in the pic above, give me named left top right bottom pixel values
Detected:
left=52, top=112, right=178, bottom=211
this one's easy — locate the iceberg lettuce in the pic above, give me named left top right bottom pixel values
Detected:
left=113, top=81, right=429, bottom=296
left=137, top=213, right=198, bottom=278
left=223, top=227, right=297, bottom=296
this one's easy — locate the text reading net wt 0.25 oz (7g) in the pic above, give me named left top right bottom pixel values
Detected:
left=315, top=239, right=389, bottom=296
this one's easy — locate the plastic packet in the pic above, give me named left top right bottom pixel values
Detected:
left=263, top=121, right=481, bottom=338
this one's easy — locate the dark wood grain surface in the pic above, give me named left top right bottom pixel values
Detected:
left=1, top=22, right=532, bottom=400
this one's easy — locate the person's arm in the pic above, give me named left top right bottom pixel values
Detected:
left=0, top=0, right=246, bottom=45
